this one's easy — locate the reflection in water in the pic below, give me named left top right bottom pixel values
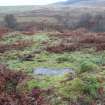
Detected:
left=33, top=67, right=75, bottom=76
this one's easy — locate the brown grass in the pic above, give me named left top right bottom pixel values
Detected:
left=47, top=28, right=105, bottom=53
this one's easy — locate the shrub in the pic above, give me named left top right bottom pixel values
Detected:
left=79, top=61, right=98, bottom=73
left=26, top=80, right=39, bottom=91
left=78, top=13, right=92, bottom=29
left=34, top=34, right=49, bottom=42
left=4, top=14, right=18, bottom=29
left=83, top=76, right=100, bottom=98
left=56, top=55, right=75, bottom=63
left=96, top=43, right=105, bottom=51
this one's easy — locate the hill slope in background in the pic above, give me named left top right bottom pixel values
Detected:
left=0, top=0, right=105, bottom=14
left=55, top=0, right=105, bottom=7
left=0, top=6, right=43, bottom=14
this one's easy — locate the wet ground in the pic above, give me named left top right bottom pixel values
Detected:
left=33, top=67, right=75, bottom=76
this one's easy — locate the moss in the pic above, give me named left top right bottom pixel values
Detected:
left=2, top=50, right=103, bottom=75
left=57, top=78, right=84, bottom=100
left=18, top=75, right=65, bottom=92
left=56, top=75, right=100, bottom=101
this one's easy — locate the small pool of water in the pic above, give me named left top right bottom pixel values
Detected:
left=33, top=67, right=75, bottom=76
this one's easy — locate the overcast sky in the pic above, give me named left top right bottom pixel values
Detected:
left=0, top=0, right=66, bottom=6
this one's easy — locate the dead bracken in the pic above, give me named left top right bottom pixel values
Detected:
left=0, top=64, right=50, bottom=105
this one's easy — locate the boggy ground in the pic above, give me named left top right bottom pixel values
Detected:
left=1, top=28, right=105, bottom=104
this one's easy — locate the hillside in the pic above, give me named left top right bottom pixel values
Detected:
left=0, top=5, right=44, bottom=14
left=0, top=0, right=105, bottom=15
left=56, top=0, right=105, bottom=7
